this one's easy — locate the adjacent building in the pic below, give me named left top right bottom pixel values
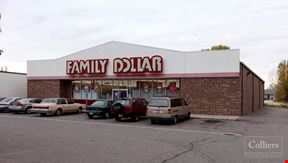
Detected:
left=0, top=71, right=27, bottom=97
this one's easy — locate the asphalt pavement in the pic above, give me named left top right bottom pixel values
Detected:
left=0, top=108, right=287, bottom=163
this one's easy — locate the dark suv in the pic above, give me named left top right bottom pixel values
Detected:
left=111, top=98, right=148, bottom=121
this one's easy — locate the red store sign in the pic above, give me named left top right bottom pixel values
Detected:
left=66, top=55, right=163, bottom=75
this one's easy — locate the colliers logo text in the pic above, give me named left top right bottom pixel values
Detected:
left=66, top=55, right=163, bottom=75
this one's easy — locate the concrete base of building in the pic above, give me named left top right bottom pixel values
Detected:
left=191, top=114, right=240, bottom=120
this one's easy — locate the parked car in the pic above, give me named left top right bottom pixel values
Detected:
left=0, top=97, right=22, bottom=112
left=0, top=97, right=6, bottom=101
left=9, top=98, right=42, bottom=114
left=86, top=100, right=113, bottom=119
left=111, top=98, right=148, bottom=121
left=30, top=98, right=85, bottom=116
left=147, top=97, right=190, bottom=124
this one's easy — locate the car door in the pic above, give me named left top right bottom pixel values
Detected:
left=181, top=98, right=190, bottom=115
left=64, top=99, right=72, bottom=112
left=139, top=99, right=147, bottom=116
left=170, top=99, right=179, bottom=116
left=59, top=99, right=68, bottom=113
left=65, top=99, right=75, bottom=113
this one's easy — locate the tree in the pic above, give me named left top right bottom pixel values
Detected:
left=211, top=44, right=230, bottom=50
left=201, top=44, right=230, bottom=51
left=275, top=60, right=288, bottom=102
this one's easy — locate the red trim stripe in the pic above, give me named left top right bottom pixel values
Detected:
left=27, top=72, right=239, bottom=80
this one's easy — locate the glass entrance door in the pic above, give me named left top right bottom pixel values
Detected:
left=112, top=89, right=128, bottom=101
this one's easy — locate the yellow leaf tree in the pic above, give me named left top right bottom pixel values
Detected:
left=275, top=60, right=288, bottom=102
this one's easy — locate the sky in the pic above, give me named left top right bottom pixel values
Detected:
left=0, top=0, right=288, bottom=87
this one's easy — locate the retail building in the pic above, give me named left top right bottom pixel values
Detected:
left=27, top=41, right=264, bottom=116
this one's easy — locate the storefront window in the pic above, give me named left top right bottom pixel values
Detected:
left=72, top=80, right=81, bottom=99
left=141, top=80, right=153, bottom=100
left=102, top=80, right=113, bottom=100
left=153, top=80, right=166, bottom=97
left=131, top=80, right=140, bottom=98
left=71, top=79, right=180, bottom=100
left=166, top=79, right=180, bottom=97
left=82, top=80, right=92, bottom=99
left=92, top=80, right=102, bottom=99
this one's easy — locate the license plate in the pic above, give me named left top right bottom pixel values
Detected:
left=118, top=114, right=123, bottom=117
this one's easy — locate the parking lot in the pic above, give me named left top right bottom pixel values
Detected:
left=0, top=107, right=287, bottom=163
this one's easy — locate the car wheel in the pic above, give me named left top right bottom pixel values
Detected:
left=115, top=117, right=121, bottom=121
left=173, top=116, right=178, bottom=124
left=105, top=113, right=110, bottom=119
left=88, top=115, right=93, bottom=119
left=133, top=115, right=140, bottom=121
left=150, top=119, right=156, bottom=124
left=40, top=113, right=46, bottom=116
left=186, top=113, right=191, bottom=120
left=25, top=108, right=31, bottom=114
left=77, top=108, right=82, bottom=114
left=55, top=109, right=62, bottom=116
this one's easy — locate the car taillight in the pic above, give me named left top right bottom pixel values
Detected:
left=16, top=102, right=23, bottom=106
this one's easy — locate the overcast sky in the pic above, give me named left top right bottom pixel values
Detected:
left=0, top=0, right=288, bottom=86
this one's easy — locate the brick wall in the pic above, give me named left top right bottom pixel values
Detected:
left=180, top=77, right=241, bottom=116
left=260, top=81, right=264, bottom=109
left=241, top=65, right=253, bottom=115
left=253, top=77, right=260, bottom=112
left=241, top=63, right=264, bottom=115
left=60, top=80, right=72, bottom=98
left=27, top=80, right=61, bottom=98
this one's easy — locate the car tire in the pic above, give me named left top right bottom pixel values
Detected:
left=133, top=115, right=140, bottom=121
left=76, top=108, right=82, bottom=114
left=4, top=108, right=9, bottom=113
left=150, top=119, right=156, bottom=124
left=105, top=113, right=110, bottom=119
left=173, top=116, right=178, bottom=124
left=25, top=108, right=31, bottom=114
left=40, top=113, right=46, bottom=116
left=186, top=113, right=191, bottom=120
left=55, top=109, right=62, bottom=116
left=88, top=115, right=93, bottom=119
left=115, top=117, right=121, bottom=121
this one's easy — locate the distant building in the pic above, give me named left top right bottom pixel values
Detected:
left=0, top=71, right=27, bottom=97
left=264, top=89, right=275, bottom=101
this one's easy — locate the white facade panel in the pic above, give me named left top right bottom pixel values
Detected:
left=0, top=72, right=27, bottom=97
left=27, top=41, right=240, bottom=78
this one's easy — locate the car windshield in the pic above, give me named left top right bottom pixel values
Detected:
left=1, top=98, right=13, bottom=102
left=148, top=99, right=169, bottom=107
left=91, top=101, right=106, bottom=107
left=41, top=99, right=57, bottom=104
left=115, top=99, right=131, bottom=106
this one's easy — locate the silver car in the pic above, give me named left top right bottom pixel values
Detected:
left=147, top=97, right=190, bottom=124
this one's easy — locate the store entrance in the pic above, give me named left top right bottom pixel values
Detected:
left=112, top=89, right=128, bottom=101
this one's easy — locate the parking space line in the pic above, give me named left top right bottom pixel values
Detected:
left=0, top=115, right=242, bottom=137
left=0, top=149, right=33, bottom=157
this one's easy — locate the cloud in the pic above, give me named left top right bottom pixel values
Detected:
left=0, top=0, right=288, bottom=86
